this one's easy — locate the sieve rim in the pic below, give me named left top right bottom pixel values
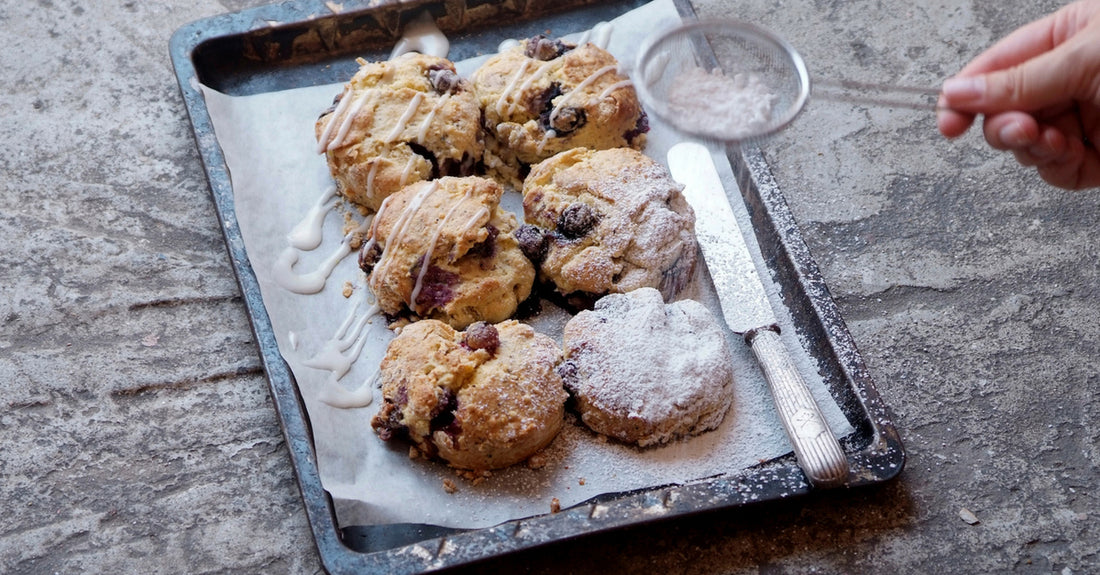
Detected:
left=634, top=18, right=811, bottom=142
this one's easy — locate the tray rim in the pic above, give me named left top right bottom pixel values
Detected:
left=168, top=1, right=905, bottom=573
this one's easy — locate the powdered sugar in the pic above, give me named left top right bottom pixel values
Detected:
left=562, top=288, right=735, bottom=446
left=666, top=67, right=778, bottom=139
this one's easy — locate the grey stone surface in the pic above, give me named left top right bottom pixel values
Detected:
left=1, top=0, right=1096, bottom=574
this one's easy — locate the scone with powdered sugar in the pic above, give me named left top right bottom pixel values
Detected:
left=517, top=147, right=697, bottom=309
left=559, top=287, right=735, bottom=447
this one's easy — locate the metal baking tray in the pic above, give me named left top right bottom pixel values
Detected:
left=169, top=0, right=905, bottom=572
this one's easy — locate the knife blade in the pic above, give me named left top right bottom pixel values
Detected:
left=667, top=141, right=849, bottom=488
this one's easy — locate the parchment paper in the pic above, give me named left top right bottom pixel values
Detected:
left=201, top=0, right=853, bottom=529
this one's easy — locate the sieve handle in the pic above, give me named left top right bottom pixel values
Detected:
left=812, top=78, right=943, bottom=111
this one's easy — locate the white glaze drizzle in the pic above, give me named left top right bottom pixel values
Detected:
left=273, top=215, right=372, bottom=295
left=288, top=186, right=338, bottom=251
left=455, top=206, right=489, bottom=240
left=328, top=89, right=377, bottom=152
left=372, top=181, right=438, bottom=281
left=319, top=369, right=380, bottom=408
left=495, top=60, right=532, bottom=118
left=366, top=158, right=382, bottom=198
left=509, top=61, right=553, bottom=116
left=400, top=155, right=420, bottom=188
left=409, top=188, right=473, bottom=307
left=598, top=79, right=634, bottom=101
left=536, top=129, right=557, bottom=154
left=417, top=92, right=451, bottom=144
left=303, top=299, right=381, bottom=382
left=316, top=87, right=354, bottom=153
left=385, top=92, right=424, bottom=143
left=548, top=64, right=617, bottom=126
left=390, top=11, right=450, bottom=59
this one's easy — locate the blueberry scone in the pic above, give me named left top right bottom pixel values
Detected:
left=471, top=35, right=648, bottom=184
left=517, top=147, right=697, bottom=307
left=371, top=319, right=568, bottom=470
left=359, top=176, right=534, bottom=329
left=559, top=288, right=735, bottom=447
left=316, top=53, right=483, bottom=212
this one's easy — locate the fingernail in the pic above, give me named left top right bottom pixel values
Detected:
left=942, top=76, right=986, bottom=104
left=999, top=122, right=1029, bottom=147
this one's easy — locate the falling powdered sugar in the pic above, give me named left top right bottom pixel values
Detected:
left=666, top=67, right=778, bottom=139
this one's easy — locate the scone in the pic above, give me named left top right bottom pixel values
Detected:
left=472, top=35, right=649, bottom=184
left=559, top=288, right=735, bottom=447
left=518, top=147, right=697, bottom=307
left=371, top=319, right=568, bottom=470
left=316, top=53, right=483, bottom=212
left=359, top=176, right=534, bottom=329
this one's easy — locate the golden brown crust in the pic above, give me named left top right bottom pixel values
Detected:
left=316, top=53, right=483, bottom=212
left=472, top=39, right=648, bottom=185
left=521, top=147, right=697, bottom=300
left=372, top=320, right=567, bottom=470
left=363, top=176, right=534, bottom=329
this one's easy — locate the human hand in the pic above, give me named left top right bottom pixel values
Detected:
left=937, top=0, right=1100, bottom=189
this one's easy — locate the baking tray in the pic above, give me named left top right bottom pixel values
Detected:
left=169, top=0, right=905, bottom=572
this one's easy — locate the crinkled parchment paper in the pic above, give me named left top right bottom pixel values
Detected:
left=201, top=0, right=852, bottom=529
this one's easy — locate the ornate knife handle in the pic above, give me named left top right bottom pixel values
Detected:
left=747, top=326, right=849, bottom=487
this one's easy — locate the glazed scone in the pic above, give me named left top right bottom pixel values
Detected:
left=559, top=288, right=735, bottom=447
left=371, top=319, right=568, bottom=470
left=359, top=176, right=534, bottom=329
left=518, top=147, right=697, bottom=306
left=472, top=35, right=649, bottom=184
left=316, top=53, right=483, bottom=212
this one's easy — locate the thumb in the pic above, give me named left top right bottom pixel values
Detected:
left=941, top=50, right=1077, bottom=114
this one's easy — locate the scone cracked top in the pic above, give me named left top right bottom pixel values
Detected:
left=358, top=176, right=534, bottom=329
left=472, top=35, right=649, bottom=184
left=371, top=319, right=568, bottom=471
left=316, top=53, right=483, bottom=212
left=518, top=147, right=698, bottom=306
left=559, top=288, right=736, bottom=447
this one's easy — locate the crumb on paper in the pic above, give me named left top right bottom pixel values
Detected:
left=342, top=281, right=354, bottom=298
left=550, top=498, right=561, bottom=513
left=442, top=479, right=458, bottom=494
left=409, top=446, right=421, bottom=460
left=325, top=1, right=344, bottom=13
left=456, top=469, right=492, bottom=486
left=959, top=507, right=980, bottom=525
left=579, top=477, right=586, bottom=486
left=526, top=451, right=549, bottom=469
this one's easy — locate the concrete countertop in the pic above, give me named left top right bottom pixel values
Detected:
left=3, top=0, right=1096, bottom=573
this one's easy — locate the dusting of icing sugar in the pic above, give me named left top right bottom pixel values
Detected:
left=666, top=67, right=778, bottom=139
left=563, top=288, right=734, bottom=445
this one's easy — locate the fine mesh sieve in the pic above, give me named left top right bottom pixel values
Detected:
left=635, top=19, right=811, bottom=142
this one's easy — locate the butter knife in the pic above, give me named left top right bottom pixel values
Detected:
left=667, top=142, right=849, bottom=488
